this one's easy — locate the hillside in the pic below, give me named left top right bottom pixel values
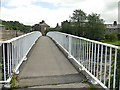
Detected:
left=1, top=20, right=31, bottom=33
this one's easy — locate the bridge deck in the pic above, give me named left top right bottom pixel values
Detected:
left=18, top=36, right=89, bottom=88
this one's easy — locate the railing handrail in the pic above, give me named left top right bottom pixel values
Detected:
left=0, top=31, right=42, bottom=83
left=0, top=31, right=40, bottom=43
left=47, top=31, right=120, bottom=89
left=51, top=31, right=120, bottom=49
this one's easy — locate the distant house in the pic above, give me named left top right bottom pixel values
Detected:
left=105, top=21, right=120, bottom=34
left=0, top=24, right=6, bottom=31
left=32, top=20, right=50, bottom=35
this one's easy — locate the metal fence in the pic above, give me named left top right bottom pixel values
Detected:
left=0, top=31, right=42, bottom=83
left=47, top=31, right=120, bottom=89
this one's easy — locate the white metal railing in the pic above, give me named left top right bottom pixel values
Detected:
left=0, top=31, right=42, bottom=83
left=47, top=31, right=120, bottom=89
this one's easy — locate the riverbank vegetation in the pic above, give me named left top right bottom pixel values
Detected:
left=55, top=9, right=120, bottom=46
left=58, top=9, right=105, bottom=41
left=1, top=20, right=31, bottom=33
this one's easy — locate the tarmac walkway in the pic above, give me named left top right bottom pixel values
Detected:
left=18, top=36, right=89, bottom=88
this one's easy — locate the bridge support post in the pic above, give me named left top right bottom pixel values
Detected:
left=68, top=36, right=72, bottom=58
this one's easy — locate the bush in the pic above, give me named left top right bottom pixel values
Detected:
left=117, top=33, right=120, bottom=40
left=45, top=28, right=56, bottom=35
left=105, top=33, right=118, bottom=41
left=88, top=85, right=97, bottom=90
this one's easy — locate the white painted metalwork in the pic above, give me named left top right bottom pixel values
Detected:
left=0, top=31, right=42, bottom=83
left=108, top=47, right=112, bottom=88
left=104, top=46, right=107, bottom=85
left=47, top=31, right=120, bottom=89
left=100, top=45, right=103, bottom=82
left=113, top=49, right=117, bottom=88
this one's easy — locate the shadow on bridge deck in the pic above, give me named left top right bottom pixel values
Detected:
left=18, top=36, right=89, bottom=88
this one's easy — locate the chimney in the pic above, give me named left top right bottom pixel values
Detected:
left=42, top=20, right=45, bottom=23
left=113, top=21, right=117, bottom=26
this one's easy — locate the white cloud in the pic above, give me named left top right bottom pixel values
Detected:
left=1, top=2, right=74, bottom=27
left=7, top=0, right=32, bottom=7
left=1, top=0, right=119, bottom=27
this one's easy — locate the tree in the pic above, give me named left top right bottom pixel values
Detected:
left=2, top=20, right=31, bottom=33
left=61, top=20, right=72, bottom=34
left=117, top=33, right=120, bottom=40
left=86, top=13, right=105, bottom=40
left=105, top=33, right=118, bottom=41
left=71, top=9, right=86, bottom=36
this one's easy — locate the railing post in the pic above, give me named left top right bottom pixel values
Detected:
left=3, top=44, right=6, bottom=81
left=47, top=31, right=120, bottom=89
left=117, top=50, right=120, bottom=90
left=68, top=36, right=72, bottom=58
left=118, top=78, right=120, bottom=90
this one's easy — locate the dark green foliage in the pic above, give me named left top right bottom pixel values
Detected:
left=105, top=33, right=118, bottom=41
left=49, top=28, right=56, bottom=31
left=88, top=85, right=97, bottom=90
left=117, top=33, right=120, bottom=40
left=10, top=73, right=20, bottom=88
left=61, top=20, right=72, bottom=34
left=82, top=79, right=87, bottom=83
left=2, top=20, right=31, bottom=33
left=71, top=9, right=86, bottom=36
left=51, top=83, right=58, bottom=85
left=10, top=73, right=28, bottom=89
left=86, top=13, right=105, bottom=40
left=60, top=10, right=105, bottom=41
left=45, top=28, right=56, bottom=35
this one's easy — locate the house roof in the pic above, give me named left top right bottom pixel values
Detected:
left=39, top=20, right=50, bottom=27
left=105, top=24, right=120, bottom=29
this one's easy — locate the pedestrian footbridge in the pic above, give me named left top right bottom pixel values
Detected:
left=0, top=31, right=120, bottom=89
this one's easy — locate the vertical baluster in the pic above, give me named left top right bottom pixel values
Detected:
left=69, top=36, right=72, bottom=56
left=80, top=39, right=82, bottom=63
left=87, top=41, right=89, bottom=70
left=71, top=37, right=73, bottom=57
left=97, top=44, right=100, bottom=79
left=7, top=44, right=10, bottom=77
left=76, top=38, right=77, bottom=59
left=3, top=44, right=6, bottom=81
left=100, top=45, right=103, bottom=82
left=73, top=38, right=75, bottom=57
left=91, top=43, right=94, bottom=73
left=78, top=39, right=80, bottom=62
left=83, top=40, right=84, bottom=66
left=108, top=47, right=112, bottom=88
left=12, top=43, right=14, bottom=70
left=88, top=42, right=91, bottom=71
left=104, top=46, right=107, bottom=85
left=18, top=40, right=20, bottom=63
left=17, top=41, right=18, bottom=65
left=10, top=43, right=12, bottom=74
left=85, top=41, right=87, bottom=68
left=113, top=49, right=117, bottom=88
left=14, top=41, right=16, bottom=68
left=67, top=36, right=69, bottom=51
left=94, top=43, right=96, bottom=76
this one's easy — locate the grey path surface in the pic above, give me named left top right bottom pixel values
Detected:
left=18, top=36, right=89, bottom=87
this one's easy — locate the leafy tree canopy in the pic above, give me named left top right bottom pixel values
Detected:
left=61, top=10, right=105, bottom=41
left=2, top=20, right=31, bottom=33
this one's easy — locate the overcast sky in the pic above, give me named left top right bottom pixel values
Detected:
left=1, top=0, right=119, bottom=27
